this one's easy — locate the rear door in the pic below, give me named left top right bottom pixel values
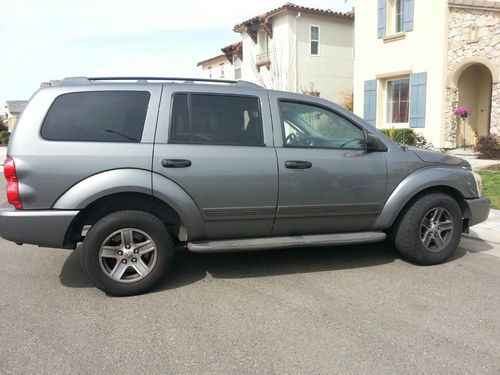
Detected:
left=153, top=84, right=278, bottom=240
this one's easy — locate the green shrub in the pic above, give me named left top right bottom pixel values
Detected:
left=0, top=131, right=10, bottom=145
left=0, top=118, right=8, bottom=132
left=380, top=128, right=417, bottom=146
left=474, top=135, right=500, bottom=159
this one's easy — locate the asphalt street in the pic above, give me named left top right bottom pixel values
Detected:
left=1, top=181, right=500, bottom=374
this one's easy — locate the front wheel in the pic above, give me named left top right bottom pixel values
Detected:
left=81, top=210, right=174, bottom=296
left=393, top=193, right=463, bottom=265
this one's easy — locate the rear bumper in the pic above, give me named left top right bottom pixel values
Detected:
left=464, top=197, right=491, bottom=227
left=0, top=208, right=79, bottom=248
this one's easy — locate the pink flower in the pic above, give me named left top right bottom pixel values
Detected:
left=454, top=107, right=472, bottom=119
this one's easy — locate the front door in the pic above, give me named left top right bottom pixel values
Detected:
left=153, top=85, right=278, bottom=240
left=268, top=92, right=388, bottom=235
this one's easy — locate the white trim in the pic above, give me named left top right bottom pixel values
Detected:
left=384, top=75, right=411, bottom=125
left=310, top=25, right=320, bottom=56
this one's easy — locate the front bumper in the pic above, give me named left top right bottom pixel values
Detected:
left=464, top=197, right=491, bottom=227
left=0, top=208, right=79, bottom=248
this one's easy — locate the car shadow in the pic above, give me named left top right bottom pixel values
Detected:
left=59, top=239, right=468, bottom=294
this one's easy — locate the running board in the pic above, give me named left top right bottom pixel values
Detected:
left=187, top=232, right=386, bottom=253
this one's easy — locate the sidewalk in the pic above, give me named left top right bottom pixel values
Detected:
left=446, top=148, right=500, bottom=170
left=0, top=147, right=6, bottom=165
left=466, top=208, right=500, bottom=244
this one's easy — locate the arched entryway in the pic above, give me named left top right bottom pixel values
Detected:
left=456, top=64, right=493, bottom=147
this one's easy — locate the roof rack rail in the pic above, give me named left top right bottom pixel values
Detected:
left=58, top=76, right=260, bottom=87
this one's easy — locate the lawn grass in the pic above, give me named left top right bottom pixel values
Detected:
left=478, top=171, right=500, bottom=209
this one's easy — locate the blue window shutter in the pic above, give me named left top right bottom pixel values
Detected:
left=409, top=72, right=427, bottom=128
left=403, top=0, right=414, bottom=32
left=378, top=0, right=386, bottom=38
left=364, top=80, right=377, bottom=126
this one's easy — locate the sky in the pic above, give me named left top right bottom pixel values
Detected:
left=0, top=0, right=355, bottom=109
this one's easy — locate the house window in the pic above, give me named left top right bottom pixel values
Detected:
left=233, top=56, right=242, bottom=80
left=220, top=63, right=225, bottom=78
left=208, top=67, right=212, bottom=79
left=387, top=78, right=410, bottom=123
left=256, top=30, right=270, bottom=65
left=395, top=0, right=404, bottom=33
left=310, top=26, right=320, bottom=55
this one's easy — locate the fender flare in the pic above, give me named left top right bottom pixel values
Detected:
left=53, top=169, right=206, bottom=240
left=374, top=166, right=477, bottom=229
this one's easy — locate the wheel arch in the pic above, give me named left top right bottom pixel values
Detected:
left=57, top=169, right=206, bottom=247
left=64, top=192, right=182, bottom=246
left=375, top=167, right=477, bottom=230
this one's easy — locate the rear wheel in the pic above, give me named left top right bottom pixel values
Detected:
left=81, top=210, right=174, bottom=296
left=394, top=193, right=462, bottom=265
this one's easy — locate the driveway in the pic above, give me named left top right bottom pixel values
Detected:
left=1, top=184, right=500, bottom=374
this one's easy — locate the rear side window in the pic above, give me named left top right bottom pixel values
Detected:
left=41, top=91, right=150, bottom=142
left=170, top=93, right=263, bottom=146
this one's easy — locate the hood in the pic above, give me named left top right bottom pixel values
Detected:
left=407, top=146, right=471, bottom=169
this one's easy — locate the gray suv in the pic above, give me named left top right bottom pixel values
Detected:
left=0, top=77, right=490, bottom=295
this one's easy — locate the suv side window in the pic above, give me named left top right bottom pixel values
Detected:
left=41, top=91, right=150, bottom=142
left=170, top=93, right=264, bottom=146
left=280, top=100, right=365, bottom=150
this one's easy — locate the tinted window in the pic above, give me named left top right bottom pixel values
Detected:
left=170, top=94, right=190, bottom=142
left=170, top=94, right=263, bottom=146
left=41, top=91, right=150, bottom=142
left=280, top=101, right=365, bottom=150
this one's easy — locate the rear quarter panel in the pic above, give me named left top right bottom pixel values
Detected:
left=8, top=83, right=162, bottom=209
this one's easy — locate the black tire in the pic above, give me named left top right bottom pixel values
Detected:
left=81, top=210, right=174, bottom=296
left=393, top=193, right=462, bottom=265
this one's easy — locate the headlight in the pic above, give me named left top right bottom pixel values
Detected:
left=472, top=172, right=482, bottom=197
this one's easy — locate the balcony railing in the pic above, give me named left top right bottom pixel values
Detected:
left=256, top=52, right=271, bottom=65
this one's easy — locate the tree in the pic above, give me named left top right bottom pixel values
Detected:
left=247, top=38, right=296, bottom=92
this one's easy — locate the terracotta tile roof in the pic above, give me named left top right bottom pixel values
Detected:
left=196, top=54, right=228, bottom=67
left=221, top=41, right=243, bottom=63
left=221, top=41, right=243, bottom=53
left=449, top=0, right=500, bottom=9
left=234, top=2, right=354, bottom=32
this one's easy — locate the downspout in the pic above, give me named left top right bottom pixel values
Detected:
left=295, top=12, right=301, bottom=93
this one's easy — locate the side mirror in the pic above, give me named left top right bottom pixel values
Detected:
left=366, top=133, right=388, bottom=152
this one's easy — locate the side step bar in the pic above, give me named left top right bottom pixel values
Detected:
left=187, top=232, right=386, bottom=253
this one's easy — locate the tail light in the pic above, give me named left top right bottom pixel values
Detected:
left=4, top=157, right=22, bottom=209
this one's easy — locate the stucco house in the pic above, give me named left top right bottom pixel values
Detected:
left=197, top=3, right=354, bottom=103
left=197, top=53, right=235, bottom=80
left=353, top=0, right=500, bottom=149
left=4, top=101, right=28, bottom=131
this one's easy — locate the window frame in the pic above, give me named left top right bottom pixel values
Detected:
left=277, top=98, right=367, bottom=151
left=385, top=77, right=410, bottom=125
left=394, top=0, right=404, bottom=33
left=219, top=63, right=225, bottom=78
left=233, top=55, right=242, bottom=80
left=168, top=92, right=266, bottom=147
left=310, top=25, right=320, bottom=56
left=40, top=90, right=151, bottom=143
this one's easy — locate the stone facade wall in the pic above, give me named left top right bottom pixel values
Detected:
left=446, top=6, right=500, bottom=148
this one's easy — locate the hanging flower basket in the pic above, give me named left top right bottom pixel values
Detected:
left=454, top=107, right=473, bottom=149
left=454, top=107, right=472, bottom=119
